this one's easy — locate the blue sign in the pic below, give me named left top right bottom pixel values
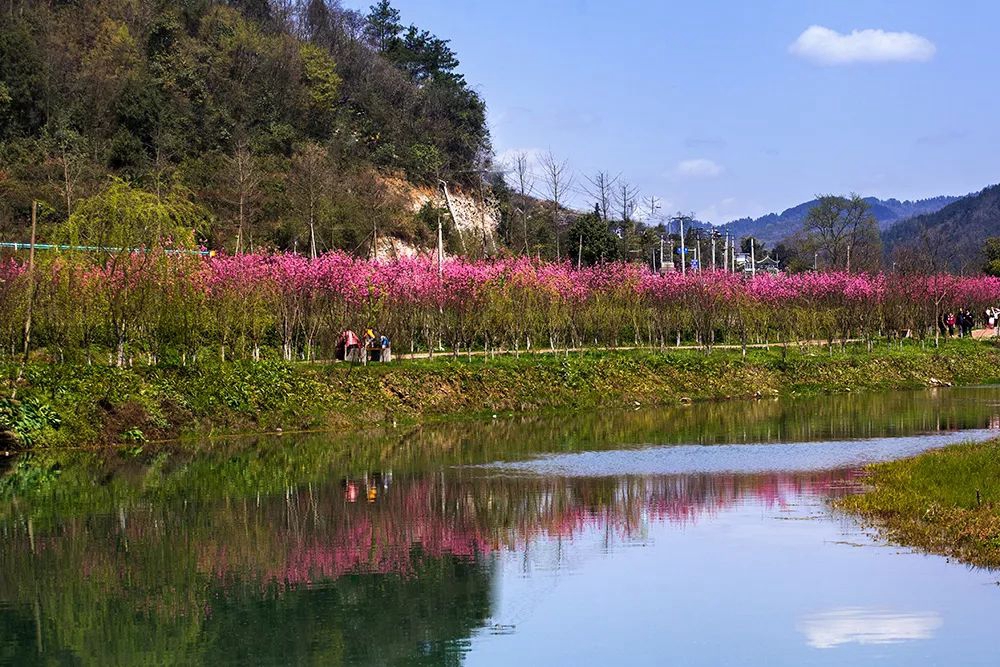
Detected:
left=690, top=260, right=700, bottom=269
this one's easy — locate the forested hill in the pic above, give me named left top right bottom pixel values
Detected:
left=721, top=195, right=959, bottom=246
left=0, top=0, right=489, bottom=253
left=883, top=185, right=1000, bottom=272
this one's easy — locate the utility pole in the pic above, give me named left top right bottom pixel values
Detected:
left=437, top=214, right=444, bottom=281
left=711, top=233, right=717, bottom=271
left=659, top=236, right=664, bottom=273
left=577, top=233, right=583, bottom=270
left=478, top=171, right=493, bottom=258
left=678, top=216, right=687, bottom=276
left=846, top=244, right=851, bottom=273
left=694, top=234, right=701, bottom=273
left=667, top=236, right=674, bottom=272
left=750, top=237, right=757, bottom=278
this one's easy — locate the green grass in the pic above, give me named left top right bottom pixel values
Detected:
left=837, top=439, right=1000, bottom=569
left=2, top=339, right=1000, bottom=449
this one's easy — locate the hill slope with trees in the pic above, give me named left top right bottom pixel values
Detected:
left=0, top=0, right=489, bottom=254
left=884, top=185, right=1000, bottom=273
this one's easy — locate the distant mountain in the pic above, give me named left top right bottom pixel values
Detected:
left=720, top=195, right=961, bottom=246
left=883, top=185, right=1000, bottom=272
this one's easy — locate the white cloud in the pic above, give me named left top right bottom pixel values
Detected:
left=674, top=158, right=724, bottom=178
left=696, top=197, right=738, bottom=223
left=790, top=25, right=936, bottom=65
left=696, top=197, right=767, bottom=224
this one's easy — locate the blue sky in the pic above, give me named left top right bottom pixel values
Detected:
left=345, top=0, right=1000, bottom=223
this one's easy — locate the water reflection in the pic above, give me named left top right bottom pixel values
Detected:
left=0, top=466, right=859, bottom=664
left=483, top=430, right=999, bottom=476
left=798, top=609, right=943, bottom=649
left=2, top=386, right=1000, bottom=664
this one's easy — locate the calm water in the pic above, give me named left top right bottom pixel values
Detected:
left=2, top=387, right=1000, bottom=665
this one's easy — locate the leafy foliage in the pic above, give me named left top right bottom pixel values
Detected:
left=0, top=0, right=490, bottom=252
left=983, top=237, right=1000, bottom=277
left=0, top=398, right=62, bottom=447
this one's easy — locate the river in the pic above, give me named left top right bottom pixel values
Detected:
left=1, top=386, right=1000, bottom=665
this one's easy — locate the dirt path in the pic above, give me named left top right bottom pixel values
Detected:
left=393, top=338, right=866, bottom=361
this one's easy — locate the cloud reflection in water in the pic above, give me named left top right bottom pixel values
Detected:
left=798, top=608, right=942, bottom=649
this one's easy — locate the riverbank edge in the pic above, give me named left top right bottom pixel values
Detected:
left=835, top=439, right=1000, bottom=570
left=3, top=340, right=1000, bottom=449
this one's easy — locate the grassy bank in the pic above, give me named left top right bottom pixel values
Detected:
left=3, top=339, right=1000, bottom=449
left=837, top=440, right=1000, bottom=569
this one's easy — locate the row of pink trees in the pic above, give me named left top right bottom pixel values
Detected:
left=2, top=251, right=999, bottom=365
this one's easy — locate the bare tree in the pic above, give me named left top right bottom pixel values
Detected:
left=57, top=143, right=85, bottom=218
left=508, top=151, right=535, bottom=254
left=643, top=195, right=662, bottom=222
left=46, top=125, right=87, bottom=219
left=540, top=150, right=574, bottom=260
left=615, top=180, right=641, bottom=259
left=289, top=142, right=331, bottom=259
left=583, top=171, right=619, bottom=221
left=224, top=143, right=262, bottom=255
left=615, top=181, right=640, bottom=223
left=270, top=0, right=300, bottom=34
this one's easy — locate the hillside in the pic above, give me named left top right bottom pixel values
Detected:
left=883, top=185, right=1000, bottom=272
left=0, top=0, right=490, bottom=255
left=721, top=195, right=960, bottom=246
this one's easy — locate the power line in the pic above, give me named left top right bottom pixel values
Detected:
left=0, top=242, right=213, bottom=256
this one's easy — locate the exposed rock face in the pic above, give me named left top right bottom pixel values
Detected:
left=373, top=237, right=426, bottom=260
left=371, top=177, right=501, bottom=261
left=408, top=184, right=501, bottom=257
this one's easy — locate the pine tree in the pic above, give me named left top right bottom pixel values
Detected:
left=365, top=0, right=402, bottom=52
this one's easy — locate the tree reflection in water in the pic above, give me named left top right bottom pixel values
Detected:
left=5, top=384, right=1000, bottom=664
left=0, top=462, right=858, bottom=665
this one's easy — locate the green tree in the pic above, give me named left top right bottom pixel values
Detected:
left=982, top=237, right=1000, bottom=276
left=299, top=42, right=342, bottom=136
left=0, top=14, right=46, bottom=138
left=801, top=194, right=883, bottom=272
left=389, top=26, right=461, bottom=83
left=569, top=211, right=619, bottom=266
left=365, top=0, right=403, bottom=52
left=60, top=180, right=209, bottom=365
